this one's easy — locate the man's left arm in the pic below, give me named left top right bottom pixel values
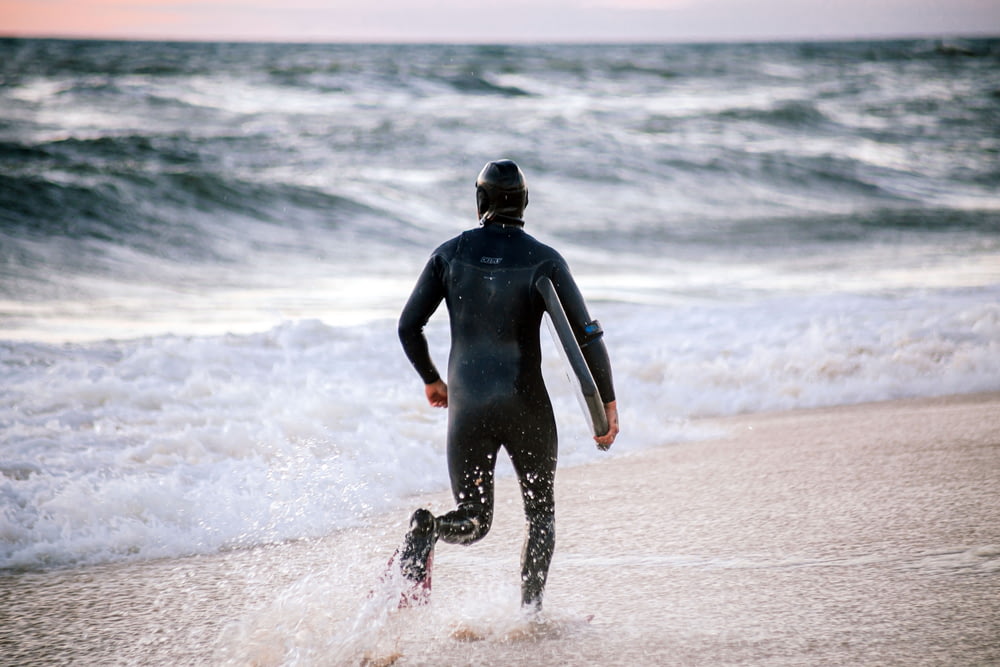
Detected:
left=551, top=262, right=618, bottom=448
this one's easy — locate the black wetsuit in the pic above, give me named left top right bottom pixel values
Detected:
left=398, top=221, right=615, bottom=607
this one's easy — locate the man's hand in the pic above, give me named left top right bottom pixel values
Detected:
left=594, top=401, right=619, bottom=450
left=425, top=380, right=449, bottom=408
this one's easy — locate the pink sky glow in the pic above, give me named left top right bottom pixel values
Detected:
left=1, top=0, right=997, bottom=42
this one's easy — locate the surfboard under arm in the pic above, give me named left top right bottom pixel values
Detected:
left=535, top=276, right=610, bottom=438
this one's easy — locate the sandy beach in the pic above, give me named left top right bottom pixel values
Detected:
left=3, top=392, right=999, bottom=666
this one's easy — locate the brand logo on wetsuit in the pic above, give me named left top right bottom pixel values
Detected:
left=480, top=256, right=503, bottom=264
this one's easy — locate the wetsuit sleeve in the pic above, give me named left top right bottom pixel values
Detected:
left=398, top=254, right=447, bottom=385
left=550, top=261, right=616, bottom=404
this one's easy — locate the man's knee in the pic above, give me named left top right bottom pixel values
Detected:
left=436, top=505, right=493, bottom=545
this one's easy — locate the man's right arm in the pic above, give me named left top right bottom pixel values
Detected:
left=398, top=255, right=446, bottom=385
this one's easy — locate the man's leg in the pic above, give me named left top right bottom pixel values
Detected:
left=508, top=418, right=558, bottom=609
left=438, top=408, right=499, bottom=545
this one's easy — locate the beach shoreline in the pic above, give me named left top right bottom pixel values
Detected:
left=3, top=391, right=999, bottom=665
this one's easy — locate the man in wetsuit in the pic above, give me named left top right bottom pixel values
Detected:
left=397, top=159, right=619, bottom=610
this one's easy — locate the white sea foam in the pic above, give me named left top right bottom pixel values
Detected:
left=2, top=280, right=999, bottom=570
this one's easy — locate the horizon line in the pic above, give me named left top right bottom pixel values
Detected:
left=2, top=31, right=998, bottom=48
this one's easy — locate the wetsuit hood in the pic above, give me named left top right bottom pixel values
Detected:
left=476, top=159, right=528, bottom=226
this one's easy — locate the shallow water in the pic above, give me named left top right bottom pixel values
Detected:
left=3, top=395, right=998, bottom=665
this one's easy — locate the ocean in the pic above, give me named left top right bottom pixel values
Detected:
left=1, top=37, right=999, bottom=573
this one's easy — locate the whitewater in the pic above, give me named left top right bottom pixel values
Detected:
left=1, top=38, right=999, bottom=572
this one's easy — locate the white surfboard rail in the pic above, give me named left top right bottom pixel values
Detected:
left=535, top=276, right=610, bottom=438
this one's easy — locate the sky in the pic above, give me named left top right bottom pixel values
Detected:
left=1, top=0, right=998, bottom=43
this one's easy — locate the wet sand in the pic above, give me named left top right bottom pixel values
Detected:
left=3, top=392, right=999, bottom=665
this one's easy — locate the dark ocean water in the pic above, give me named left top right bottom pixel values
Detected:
left=2, top=38, right=998, bottom=298
left=1, top=37, right=999, bottom=570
